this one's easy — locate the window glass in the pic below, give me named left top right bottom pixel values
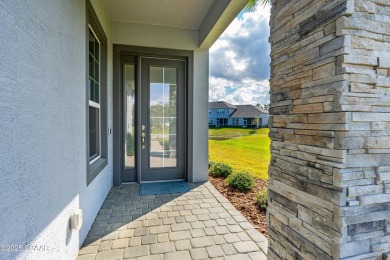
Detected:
left=88, top=27, right=101, bottom=162
left=149, top=66, right=177, bottom=168
left=124, top=64, right=135, bottom=169
left=89, top=107, right=100, bottom=159
left=89, top=28, right=100, bottom=104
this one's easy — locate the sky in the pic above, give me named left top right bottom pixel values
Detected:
left=209, top=5, right=271, bottom=106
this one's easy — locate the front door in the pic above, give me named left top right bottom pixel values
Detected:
left=140, top=58, right=186, bottom=182
left=119, top=55, right=186, bottom=182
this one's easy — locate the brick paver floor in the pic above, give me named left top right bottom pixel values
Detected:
left=77, top=182, right=267, bottom=260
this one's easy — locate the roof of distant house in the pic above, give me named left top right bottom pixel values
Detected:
left=208, top=101, right=237, bottom=109
left=256, top=106, right=269, bottom=114
left=230, top=105, right=269, bottom=118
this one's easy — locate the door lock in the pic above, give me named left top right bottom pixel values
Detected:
left=141, top=135, right=145, bottom=149
left=141, top=125, right=146, bottom=149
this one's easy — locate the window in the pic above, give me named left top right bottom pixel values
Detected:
left=216, top=118, right=228, bottom=127
left=232, top=118, right=239, bottom=126
left=87, top=2, right=107, bottom=185
left=89, top=27, right=101, bottom=163
left=217, top=108, right=224, bottom=114
left=244, top=118, right=253, bottom=126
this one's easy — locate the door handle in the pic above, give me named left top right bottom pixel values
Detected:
left=141, top=136, right=145, bottom=149
left=141, top=125, right=146, bottom=149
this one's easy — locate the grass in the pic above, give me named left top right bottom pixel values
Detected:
left=151, top=126, right=170, bottom=134
left=209, top=128, right=270, bottom=180
left=209, top=127, right=257, bottom=137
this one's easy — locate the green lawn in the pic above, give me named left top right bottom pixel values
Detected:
left=209, top=128, right=270, bottom=180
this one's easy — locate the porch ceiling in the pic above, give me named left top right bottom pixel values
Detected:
left=105, top=0, right=246, bottom=49
left=106, top=0, right=216, bottom=29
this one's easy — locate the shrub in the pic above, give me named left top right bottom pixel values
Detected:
left=256, top=188, right=268, bottom=211
left=159, top=140, right=170, bottom=150
left=209, top=160, right=216, bottom=169
left=126, top=133, right=134, bottom=156
left=226, top=171, right=254, bottom=192
left=209, top=162, right=232, bottom=178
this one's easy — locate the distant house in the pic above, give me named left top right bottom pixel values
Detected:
left=208, top=101, right=237, bottom=127
left=208, top=101, right=269, bottom=128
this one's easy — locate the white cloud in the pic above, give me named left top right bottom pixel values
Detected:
left=209, top=77, right=269, bottom=106
left=209, top=5, right=271, bottom=106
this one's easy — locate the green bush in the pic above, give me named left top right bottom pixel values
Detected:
left=226, top=171, right=254, bottom=192
left=126, top=133, right=134, bottom=156
left=159, top=140, right=170, bottom=150
left=209, top=162, right=232, bottom=178
left=209, top=160, right=216, bottom=169
left=256, top=188, right=268, bottom=211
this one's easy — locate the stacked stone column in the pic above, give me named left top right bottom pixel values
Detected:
left=268, top=0, right=390, bottom=258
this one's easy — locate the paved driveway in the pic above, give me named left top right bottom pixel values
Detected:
left=77, top=182, right=267, bottom=260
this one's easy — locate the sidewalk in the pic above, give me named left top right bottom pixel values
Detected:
left=77, top=182, right=267, bottom=260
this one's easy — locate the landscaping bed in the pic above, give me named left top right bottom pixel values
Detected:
left=209, top=175, right=268, bottom=237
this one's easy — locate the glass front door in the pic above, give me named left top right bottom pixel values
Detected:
left=140, top=58, right=186, bottom=181
left=118, top=56, right=186, bottom=183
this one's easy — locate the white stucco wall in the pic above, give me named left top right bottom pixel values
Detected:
left=112, top=21, right=198, bottom=51
left=0, top=0, right=112, bottom=259
left=192, top=50, right=209, bottom=182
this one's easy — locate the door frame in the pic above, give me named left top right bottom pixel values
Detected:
left=140, top=57, right=186, bottom=182
left=113, top=45, right=194, bottom=185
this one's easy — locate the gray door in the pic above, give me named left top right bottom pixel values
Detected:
left=140, top=57, right=186, bottom=182
left=116, top=53, right=187, bottom=184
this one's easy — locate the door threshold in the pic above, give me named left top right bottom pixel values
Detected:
left=140, top=179, right=186, bottom=184
left=121, top=181, right=137, bottom=185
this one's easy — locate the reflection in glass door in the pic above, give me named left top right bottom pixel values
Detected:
left=149, top=67, right=177, bottom=168
left=124, top=64, right=135, bottom=169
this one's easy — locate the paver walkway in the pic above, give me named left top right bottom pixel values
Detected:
left=77, top=182, right=267, bottom=260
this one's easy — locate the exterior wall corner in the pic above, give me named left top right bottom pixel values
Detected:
left=268, top=0, right=390, bottom=258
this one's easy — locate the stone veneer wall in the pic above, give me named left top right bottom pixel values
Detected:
left=268, top=0, right=390, bottom=259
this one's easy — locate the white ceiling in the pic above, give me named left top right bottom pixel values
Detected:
left=106, top=0, right=216, bottom=29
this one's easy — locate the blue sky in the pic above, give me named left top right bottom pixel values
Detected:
left=209, top=5, right=271, bottom=106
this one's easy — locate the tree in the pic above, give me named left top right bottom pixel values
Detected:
left=252, top=117, right=259, bottom=129
left=244, top=0, right=271, bottom=12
